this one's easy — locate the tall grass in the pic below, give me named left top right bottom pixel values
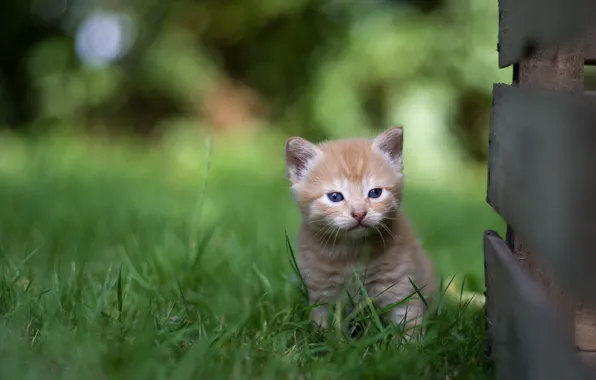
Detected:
left=0, top=130, right=502, bottom=379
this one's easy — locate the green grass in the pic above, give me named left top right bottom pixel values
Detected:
left=0, top=130, right=503, bottom=379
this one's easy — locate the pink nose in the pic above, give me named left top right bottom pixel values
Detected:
left=351, top=211, right=367, bottom=223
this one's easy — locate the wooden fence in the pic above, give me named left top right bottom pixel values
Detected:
left=484, top=0, right=596, bottom=378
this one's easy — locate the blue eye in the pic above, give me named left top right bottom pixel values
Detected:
left=327, top=192, right=344, bottom=202
left=368, top=188, right=383, bottom=199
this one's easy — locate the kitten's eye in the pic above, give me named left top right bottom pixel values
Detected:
left=368, top=188, right=383, bottom=199
left=326, top=192, right=344, bottom=203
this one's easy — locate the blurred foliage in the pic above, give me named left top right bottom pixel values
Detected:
left=0, top=0, right=510, bottom=161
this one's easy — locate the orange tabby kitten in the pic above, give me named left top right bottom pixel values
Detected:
left=285, top=127, right=436, bottom=334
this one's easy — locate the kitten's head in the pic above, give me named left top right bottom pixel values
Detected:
left=285, top=127, right=404, bottom=239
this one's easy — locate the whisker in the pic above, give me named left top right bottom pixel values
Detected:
left=331, top=227, right=341, bottom=250
left=382, top=211, right=401, bottom=220
left=380, top=223, right=396, bottom=240
left=313, top=226, right=331, bottom=240
left=321, top=225, right=337, bottom=251
left=318, top=229, right=334, bottom=245
left=313, top=222, right=335, bottom=240
left=374, top=226, right=386, bottom=247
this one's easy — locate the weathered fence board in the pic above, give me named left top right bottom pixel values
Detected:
left=484, top=231, right=594, bottom=380
left=488, top=0, right=596, bottom=375
left=587, top=27, right=596, bottom=65
left=499, top=35, right=588, bottom=360
left=581, top=353, right=596, bottom=371
left=497, top=0, right=595, bottom=67
left=576, top=306, right=596, bottom=351
left=516, top=43, right=584, bottom=91
left=487, top=84, right=596, bottom=311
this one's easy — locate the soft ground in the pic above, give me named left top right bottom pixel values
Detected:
left=0, top=129, right=503, bottom=380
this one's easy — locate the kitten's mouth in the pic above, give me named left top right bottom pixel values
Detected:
left=347, top=224, right=372, bottom=238
left=348, top=224, right=367, bottom=231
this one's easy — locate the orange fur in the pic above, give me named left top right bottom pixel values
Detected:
left=285, top=127, right=437, bottom=335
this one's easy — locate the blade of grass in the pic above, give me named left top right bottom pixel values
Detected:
left=353, top=272, right=384, bottom=333
left=117, top=264, right=124, bottom=324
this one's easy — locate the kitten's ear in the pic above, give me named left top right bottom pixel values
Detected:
left=372, top=126, right=403, bottom=171
left=285, top=137, right=321, bottom=184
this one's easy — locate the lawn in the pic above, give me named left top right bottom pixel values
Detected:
left=0, top=129, right=503, bottom=379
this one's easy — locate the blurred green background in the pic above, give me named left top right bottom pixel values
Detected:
left=0, top=0, right=509, bottom=276
left=0, top=0, right=513, bottom=378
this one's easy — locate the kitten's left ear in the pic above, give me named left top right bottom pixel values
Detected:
left=372, top=126, right=403, bottom=172
left=285, top=136, right=321, bottom=184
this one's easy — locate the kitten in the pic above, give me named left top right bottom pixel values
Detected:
left=285, top=126, right=436, bottom=334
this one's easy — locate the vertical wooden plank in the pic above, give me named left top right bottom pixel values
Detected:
left=508, top=40, right=584, bottom=340
left=585, top=26, right=596, bottom=65
left=508, top=236, right=574, bottom=336
left=484, top=230, right=594, bottom=380
left=579, top=352, right=596, bottom=370
left=511, top=38, right=596, bottom=363
left=488, top=83, right=596, bottom=308
left=579, top=95, right=596, bottom=356
left=517, top=39, right=584, bottom=91
left=497, top=0, right=594, bottom=68
left=576, top=305, right=596, bottom=350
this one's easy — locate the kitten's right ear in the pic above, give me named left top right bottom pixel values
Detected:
left=372, top=126, right=403, bottom=172
left=285, top=137, right=320, bottom=184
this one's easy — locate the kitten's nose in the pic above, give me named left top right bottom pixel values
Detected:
left=351, top=211, right=367, bottom=223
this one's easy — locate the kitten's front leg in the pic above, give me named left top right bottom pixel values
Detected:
left=308, top=289, right=337, bottom=329
left=385, top=301, right=424, bottom=329
left=302, top=269, right=342, bottom=330
left=310, top=304, right=330, bottom=329
left=372, top=287, right=426, bottom=337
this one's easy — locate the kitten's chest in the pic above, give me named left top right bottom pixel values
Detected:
left=298, top=239, right=395, bottom=288
left=314, top=253, right=380, bottom=287
left=318, top=260, right=388, bottom=303
left=340, top=259, right=386, bottom=286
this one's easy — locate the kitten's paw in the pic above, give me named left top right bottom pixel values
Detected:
left=385, top=305, right=425, bottom=337
left=401, top=321, right=424, bottom=342
left=312, top=318, right=328, bottom=330
left=310, top=307, right=329, bottom=330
